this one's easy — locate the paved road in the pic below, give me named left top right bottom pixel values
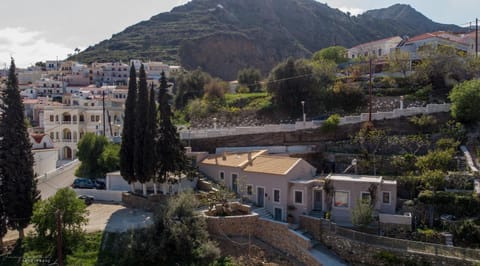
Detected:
left=5, top=203, right=153, bottom=242
left=37, top=163, right=79, bottom=199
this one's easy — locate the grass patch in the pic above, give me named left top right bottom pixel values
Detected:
left=224, top=92, right=271, bottom=110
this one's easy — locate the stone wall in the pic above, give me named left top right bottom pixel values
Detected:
left=205, top=213, right=258, bottom=237
left=122, top=192, right=168, bottom=211
left=255, top=218, right=320, bottom=266
left=204, top=214, right=321, bottom=266
left=299, top=215, right=479, bottom=265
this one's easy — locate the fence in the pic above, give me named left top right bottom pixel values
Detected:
left=179, top=103, right=450, bottom=140
left=304, top=216, right=480, bottom=262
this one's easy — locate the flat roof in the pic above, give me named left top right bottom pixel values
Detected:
left=243, top=155, right=302, bottom=175
left=328, top=174, right=396, bottom=185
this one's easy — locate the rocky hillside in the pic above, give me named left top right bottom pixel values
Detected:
left=71, top=0, right=461, bottom=80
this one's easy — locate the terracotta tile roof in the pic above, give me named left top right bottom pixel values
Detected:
left=405, top=31, right=468, bottom=45
left=200, top=150, right=267, bottom=168
left=31, top=133, right=46, bottom=144
left=243, top=155, right=302, bottom=175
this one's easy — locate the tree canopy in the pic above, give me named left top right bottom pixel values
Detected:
left=174, top=69, right=211, bottom=109
left=76, top=133, right=119, bottom=178
left=237, top=68, right=263, bottom=92
left=449, top=79, right=480, bottom=123
left=312, top=46, right=348, bottom=64
left=119, top=192, right=220, bottom=265
left=267, top=58, right=336, bottom=117
left=120, top=63, right=137, bottom=184
left=0, top=58, right=38, bottom=239
left=29, top=188, right=89, bottom=259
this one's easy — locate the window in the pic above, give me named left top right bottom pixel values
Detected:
left=361, top=192, right=370, bottom=204
left=219, top=171, right=224, bottom=180
left=91, top=115, right=95, bottom=122
left=49, top=115, right=54, bottom=122
left=378, top=48, right=382, bottom=56
left=273, top=189, right=280, bottom=203
left=382, top=192, right=391, bottom=204
left=247, top=185, right=253, bottom=195
left=294, top=190, right=303, bottom=205
left=334, top=191, right=349, bottom=208
left=50, top=132, right=54, bottom=139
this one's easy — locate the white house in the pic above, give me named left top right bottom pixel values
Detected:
left=30, top=134, right=58, bottom=177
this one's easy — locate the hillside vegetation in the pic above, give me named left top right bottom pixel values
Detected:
left=71, top=0, right=461, bottom=80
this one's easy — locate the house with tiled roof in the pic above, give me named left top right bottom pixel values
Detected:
left=198, top=151, right=399, bottom=224
left=398, top=31, right=470, bottom=60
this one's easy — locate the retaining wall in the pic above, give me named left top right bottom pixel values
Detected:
left=204, top=213, right=321, bottom=266
left=299, top=215, right=479, bottom=265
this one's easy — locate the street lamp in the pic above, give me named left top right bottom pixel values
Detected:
left=213, top=117, right=217, bottom=130
left=301, top=101, right=306, bottom=126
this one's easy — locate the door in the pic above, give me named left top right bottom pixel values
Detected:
left=232, top=174, right=238, bottom=193
left=313, top=190, right=323, bottom=210
left=274, top=207, right=282, bottom=221
left=257, top=187, right=264, bottom=207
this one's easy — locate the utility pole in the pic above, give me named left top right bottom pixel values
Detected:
left=102, top=90, right=106, bottom=136
left=369, top=58, right=373, bottom=122
left=56, top=210, right=64, bottom=266
left=476, top=18, right=478, bottom=58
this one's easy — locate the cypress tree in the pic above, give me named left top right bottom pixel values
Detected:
left=157, top=71, right=188, bottom=183
left=134, top=65, right=148, bottom=185
left=0, top=58, right=38, bottom=239
left=120, top=64, right=137, bottom=184
left=143, top=84, right=157, bottom=183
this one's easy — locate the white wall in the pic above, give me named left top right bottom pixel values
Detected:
left=179, top=103, right=451, bottom=140
left=33, top=149, right=58, bottom=176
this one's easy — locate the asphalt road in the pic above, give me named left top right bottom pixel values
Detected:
left=37, top=163, right=79, bottom=199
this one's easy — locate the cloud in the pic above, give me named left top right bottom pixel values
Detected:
left=337, top=7, right=364, bottom=16
left=0, top=27, right=72, bottom=68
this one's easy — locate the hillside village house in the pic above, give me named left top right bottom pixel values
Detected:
left=398, top=31, right=470, bottom=60
left=348, top=36, right=403, bottom=59
left=40, top=90, right=125, bottom=160
left=30, top=133, right=58, bottom=177
left=198, top=150, right=398, bottom=224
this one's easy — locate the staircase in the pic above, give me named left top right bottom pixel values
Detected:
left=444, top=233, right=454, bottom=247
left=294, top=228, right=346, bottom=266
left=253, top=207, right=273, bottom=219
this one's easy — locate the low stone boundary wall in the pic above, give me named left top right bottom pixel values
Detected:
left=74, top=189, right=124, bottom=202
left=299, top=215, right=480, bottom=265
left=204, top=214, right=321, bottom=266
left=122, top=192, right=168, bottom=211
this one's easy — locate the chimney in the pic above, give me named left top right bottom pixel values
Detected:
left=222, top=152, right=227, bottom=161
left=248, top=152, right=252, bottom=165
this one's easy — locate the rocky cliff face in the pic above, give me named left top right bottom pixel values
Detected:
left=72, top=0, right=462, bottom=80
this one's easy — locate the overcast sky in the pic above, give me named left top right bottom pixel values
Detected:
left=0, top=0, right=477, bottom=68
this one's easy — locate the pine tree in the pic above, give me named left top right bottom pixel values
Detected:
left=157, top=71, right=188, bottom=183
left=0, top=58, right=38, bottom=239
left=143, top=84, right=157, bottom=183
left=134, top=65, right=149, bottom=184
left=120, top=64, right=137, bottom=184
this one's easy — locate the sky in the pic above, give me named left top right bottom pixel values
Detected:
left=0, top=0, right=478, bottom=68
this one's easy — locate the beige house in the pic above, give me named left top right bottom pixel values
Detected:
left=348, top=36, right=403, bottom=59
left=199, top=151, right=398, bottom=224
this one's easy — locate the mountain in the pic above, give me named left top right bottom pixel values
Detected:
left=71, top=0, right=462, bottom=80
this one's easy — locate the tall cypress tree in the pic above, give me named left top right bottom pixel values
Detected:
left=134, top=65, right=148, bottom=184
left=120, top=64, right=137, bottom=184
left=143, top=84, right=157, bottom=182
left=0, top=58, right=38, bottom=238
left=157, top=71, right=188, bottom=183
